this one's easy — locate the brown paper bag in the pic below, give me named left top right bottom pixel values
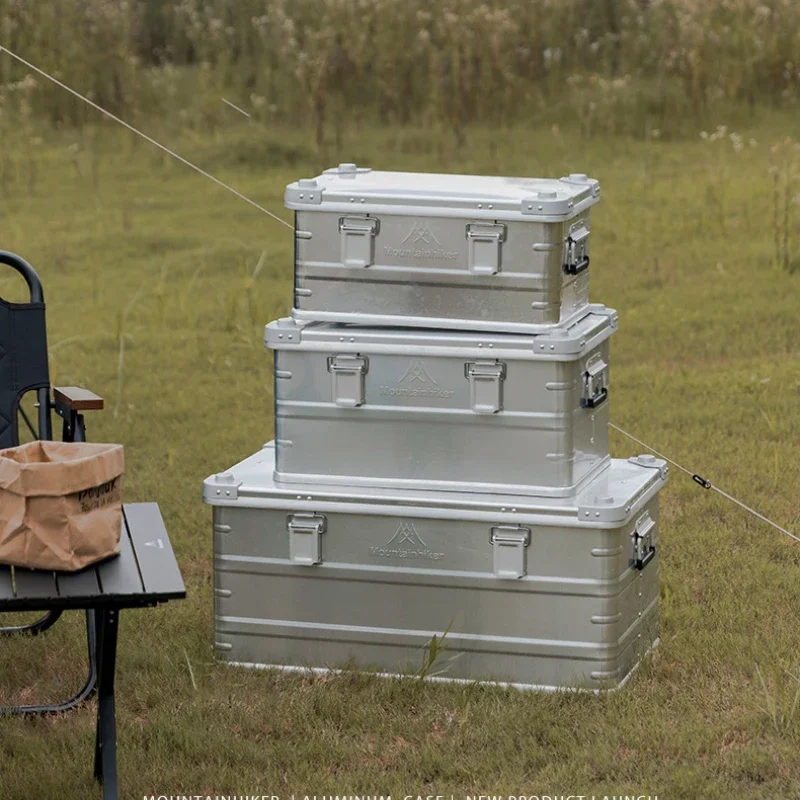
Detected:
left=0, top=440, right=124, bottom=572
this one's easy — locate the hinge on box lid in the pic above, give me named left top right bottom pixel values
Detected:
left=466, top=222, right=506, bottom=275
left=563, top=223, right=590, bottom=275
left=339, top=216, right=379, bottom=268
left=327, top=354, right=368, bottom=407
left=465, top=360, right=506, bottom=414
left=631, top=511, right=656, bottom=570
left=288, top=513, right=327, bottom=565
left=490, top=525, right=531, bottom=579
left=581, top=355, right=608, bottom=410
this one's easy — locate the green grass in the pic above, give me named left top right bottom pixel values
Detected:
left=0, top=107, right=799, bottom=799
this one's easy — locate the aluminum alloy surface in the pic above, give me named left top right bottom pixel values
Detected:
left=287, top=165, right=600, bottom=334
left=205, top=443, right=666, bottom=691
left=266, top=306, right=617, bottom=497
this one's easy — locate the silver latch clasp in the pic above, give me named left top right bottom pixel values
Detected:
left=288, top=513, right=327, bottom=565
left=327, top=354, right=368, bottom=407
left=466, top=222, right=506, bottom=275
left=339, top=216, right=379, bottom=268
left=465, top=360, right=506, bottom=414
left=631, top=511, right=656, bottom=570
left=491, top=525, right=531, bottom=579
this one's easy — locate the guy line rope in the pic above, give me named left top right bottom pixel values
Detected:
left=0, top=46, right=293, bottom=231
left=1, top=44, right=796, bottom=547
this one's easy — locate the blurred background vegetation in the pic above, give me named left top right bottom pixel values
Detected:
left=2, top=0, right=800, bottom=144
left=3, top=0, right=797, bottom=272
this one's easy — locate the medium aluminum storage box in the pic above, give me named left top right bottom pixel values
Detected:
left=286, top=165, right=600, bottom=334
left=205, top=443, right=666, bottom=691
left=266, top=305, right=617, bottom=498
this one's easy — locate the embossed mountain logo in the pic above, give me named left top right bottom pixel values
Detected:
left=369, top=520, right=444, bottom=561
left=397, top=360, right=438, bottom=385
left=380, top=360, right=455, bottom=399
left=401, top=220, right=442, bottom=246
left=386, top=520, right=427, bottom=547
left=384, top=220, right=459, bottom=261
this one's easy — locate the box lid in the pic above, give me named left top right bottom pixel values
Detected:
left=285, top=165, right=600, bottom=222
left=203, top=443, right=667, bottom=527
left=265, top=305, right=617, bottom=359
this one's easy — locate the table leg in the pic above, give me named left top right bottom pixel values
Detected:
left=93, top=607, right=119, bottom=800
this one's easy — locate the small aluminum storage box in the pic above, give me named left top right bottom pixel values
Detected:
left=205, top=443, right=666, bottom=691
left=267, top=305, right=617, bottom=498
left=286, top=165, right=600, bottom=334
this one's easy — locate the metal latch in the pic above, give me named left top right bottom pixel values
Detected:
left=491, top=526, right=531, bottom=579
left=288, top=513, right=326, bottom=565
left=631, top=512, right=656, bottom=570
left=327, top=354, right=368, bottom=407
left=564, top=223, right=590, bottom=275
left=466, top=222, right=506, bottom=275
left=465, top=360, right=506, bottom=414
left=581, top=356, right=608, bottom=410
left=339, top=216, right=379, bottom=268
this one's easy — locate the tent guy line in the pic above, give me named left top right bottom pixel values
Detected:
left=610, top=422, right=799, bottom=544
left=0, top=45, right=293, bottom=231
left=1, top=44, right=795, bottom=548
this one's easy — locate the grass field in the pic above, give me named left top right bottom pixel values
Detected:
left=0, top=105, right=799, bottom=799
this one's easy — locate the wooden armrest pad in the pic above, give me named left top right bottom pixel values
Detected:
left=53, top=386, right=104, bottom=411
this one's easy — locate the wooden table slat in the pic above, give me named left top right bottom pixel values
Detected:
left=0, top=566, right=14, bottom=601
left=13, top=568, right=58, bottom=600
left=56, top=565, right=101, bottom=599
left=124, top=504, right=186, bottom=598
left=95, top=512, right=145, bottom=597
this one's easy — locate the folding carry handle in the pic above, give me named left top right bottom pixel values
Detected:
left=581, top=357, right=609, bottom=410
left=563, top=225, right=590, bottom=276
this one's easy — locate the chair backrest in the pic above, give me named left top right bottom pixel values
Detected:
left=0, top=251, right=51, bottom=449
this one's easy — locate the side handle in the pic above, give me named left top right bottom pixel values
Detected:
left=581, top=385, right=608, bottom=410
left=563, top=225, right=590, bottom=276
left=635, top=546, right=656, bottom=570
left=565, top=254, right=590, bottom=275
left=581, top=358, right=609, bottom=410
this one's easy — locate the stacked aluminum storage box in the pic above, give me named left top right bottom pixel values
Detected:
left=204, top=165, right=667, bottom=690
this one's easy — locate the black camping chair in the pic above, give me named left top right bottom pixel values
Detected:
left=0, top=250, right=100, bottom=707
left=0, top=251, right=186, bottom=800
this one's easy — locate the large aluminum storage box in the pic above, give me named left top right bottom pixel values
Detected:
left=205, top=443, right=666, bottom=691
left=266, top=305, right=617, bottom=498
left=286, top=165, right=600, bottom=334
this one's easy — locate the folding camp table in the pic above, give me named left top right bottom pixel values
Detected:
left=0, top=503, right=185, bottom=799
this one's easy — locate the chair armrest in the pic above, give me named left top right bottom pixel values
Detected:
left=53, top=386, right=104, bottom=411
